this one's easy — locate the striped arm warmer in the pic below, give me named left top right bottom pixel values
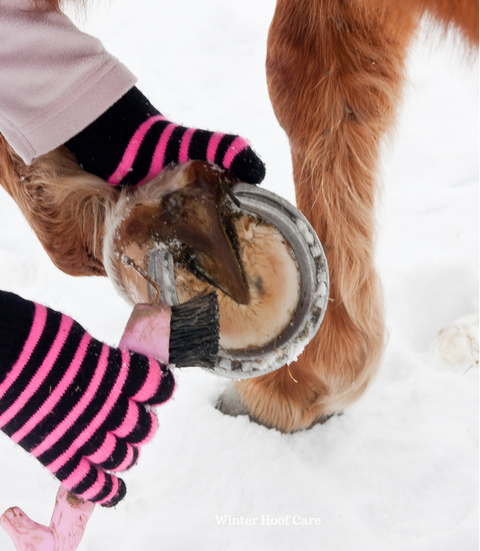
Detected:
left=0, top=291, right=175, bottom=507
left=64, top=87, right=266, bottom=187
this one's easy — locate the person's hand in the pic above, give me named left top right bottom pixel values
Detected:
left=0, top=291, right=175, bottom=507
left=65, top=87, right=265, bottom=187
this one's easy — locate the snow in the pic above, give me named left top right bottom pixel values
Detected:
left=434, top=315, right=479, bottom=371
left=0, top=1, right=478, bottom=550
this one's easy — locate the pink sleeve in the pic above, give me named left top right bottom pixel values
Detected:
left=0, top=0, right=137, bottom=164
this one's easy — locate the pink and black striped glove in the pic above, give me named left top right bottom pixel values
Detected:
left=0, top=291, right=175, bottom=507
left=64, top=87, right=265, bottom=187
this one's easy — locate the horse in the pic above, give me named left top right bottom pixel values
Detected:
left=0, top=0, right=477, bottom=433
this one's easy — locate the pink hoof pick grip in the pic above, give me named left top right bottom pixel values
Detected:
left=1, top=485, right=95, bottom=551
left=120, top=256, right=219, bottom=370
left=119, top=255, right=172, bottom=363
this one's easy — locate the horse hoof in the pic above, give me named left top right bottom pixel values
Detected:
left=216, top=382, right=249, bottom=418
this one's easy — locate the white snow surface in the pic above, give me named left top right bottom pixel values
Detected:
left=0, top=1, right=478, bottom=550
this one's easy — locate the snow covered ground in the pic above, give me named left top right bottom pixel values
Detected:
left=0, top=1, right=478, bottom=550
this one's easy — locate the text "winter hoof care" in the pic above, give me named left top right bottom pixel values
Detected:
left=215, top=515, right=322, bottom=526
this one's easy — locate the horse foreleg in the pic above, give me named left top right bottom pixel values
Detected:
left=0, top=135, right=114, bottom=277
left=220, top=0, right=421, bottom=432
